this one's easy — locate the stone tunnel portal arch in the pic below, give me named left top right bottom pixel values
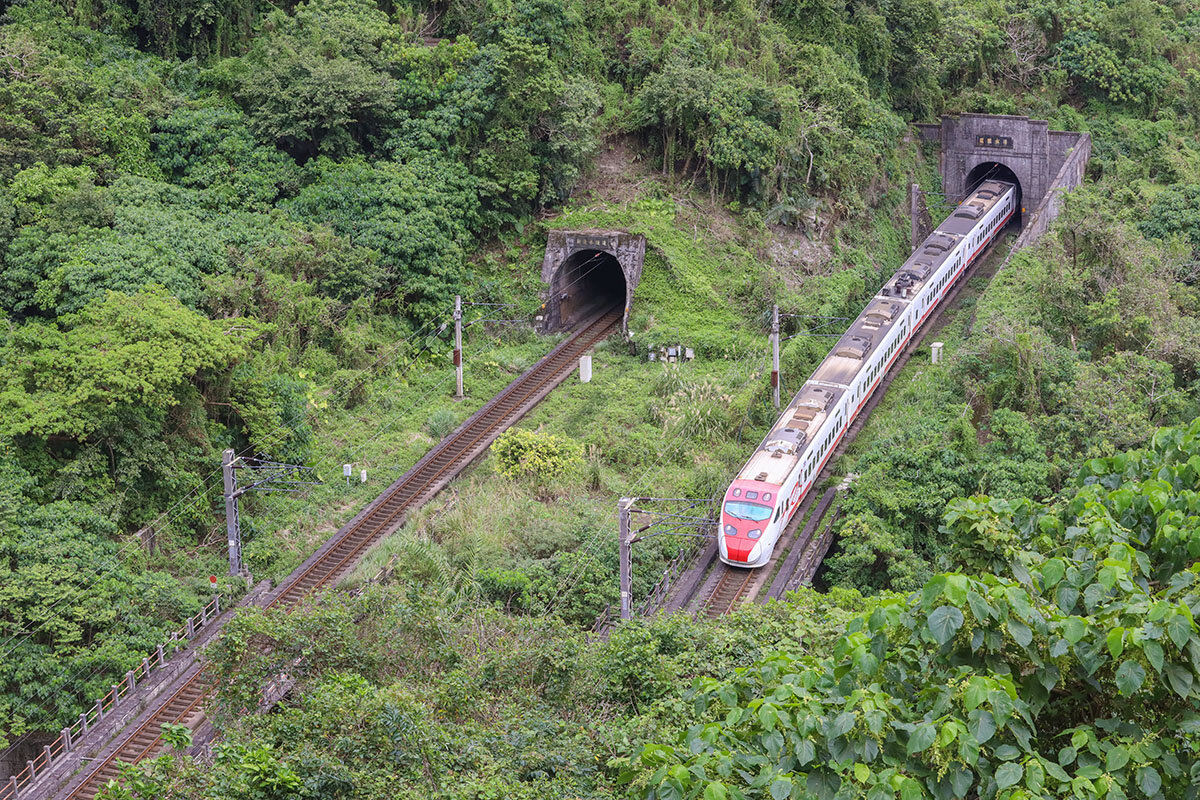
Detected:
left=540, top=231, right=645, bottom=333
left=965, top=161, right=1023, bottom=226
left=552, top=249, right=627, bottom=329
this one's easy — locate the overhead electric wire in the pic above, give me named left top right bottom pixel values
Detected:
left=541, top=346, right=771, bottom=619
left=0, top=312, right=458, bottom=672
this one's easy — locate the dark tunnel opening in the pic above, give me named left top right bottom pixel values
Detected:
left=966, top=161, right=1023, bottom=226
left=553, top=249, right=626, bottom=328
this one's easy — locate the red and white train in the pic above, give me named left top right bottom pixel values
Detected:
left=720, top=180, right=1017, bottom=567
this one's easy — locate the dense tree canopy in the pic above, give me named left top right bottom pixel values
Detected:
left=633, top=420, right=1200, bottom=800
left=2, top=0, right=1200, bottom=781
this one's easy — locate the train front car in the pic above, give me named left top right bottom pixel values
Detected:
left=718, top=180, right=1017, bottom=570
left=718, top=385, right=842, bottom=568
left=719, top=480, right=781, bottom=567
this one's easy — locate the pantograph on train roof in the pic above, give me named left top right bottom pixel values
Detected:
left=809, top=296, right=905, bottom=386
left=737, top=382, right=842, bottom=484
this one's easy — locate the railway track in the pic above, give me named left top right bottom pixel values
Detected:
left=702, top=569, right=755, bottom=618
left=64, top=670, right=215, bottom=798
left=58, top=308, right=620, bottom=800
left=689, top=228, right=1018, bottom=618
left=268, top=307, right=620, bottom=609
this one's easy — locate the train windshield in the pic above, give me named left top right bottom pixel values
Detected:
left=724, top=501, right=771, bottom=521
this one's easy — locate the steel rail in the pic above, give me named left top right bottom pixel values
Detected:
left=56, top=308, right=620, bottom=800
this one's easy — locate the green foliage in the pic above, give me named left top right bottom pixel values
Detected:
left=159, top=722, right=192, bottom=751
left=632, top=419, right=1200, bottom=800
left=230, top=371, right=314, bottom=465
left=821, top=512, right=928, bottom=594
left=0, top=287, right=258, bottom=440
left=619, top=15, right=905, bottom=207
left=1139, top=183, right=1200, bottom=258
left=223, top=0, right=403, bottom=159
left=152, top=106, right=301, bottom=210
left=0, top=456, right=201, bottom=745
left=490, top=428, right=582, bottom=484
left=0, top=6, right=168, bottom=180
left=287, top=157, right=479, bottom=323
left=426, top=408, right=459, bottom=441
left=477, top=567, right=535, bottom=613
left=4, top=0, right=1200, bottom=768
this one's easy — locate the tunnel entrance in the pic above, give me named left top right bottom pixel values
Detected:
left=540, top=230, right=645, bottom=333
left=553, top=249, right=627, bottom=328
left=965, top=161, right=1023, bottom=226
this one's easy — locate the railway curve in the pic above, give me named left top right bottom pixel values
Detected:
left=682, top=223, right=1018, bottom=619
left=52, top=308, right=621, bottom=800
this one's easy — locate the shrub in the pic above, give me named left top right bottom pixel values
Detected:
left=490, top=428, right=582, bottom=485
left=477, top=567, right=534, bottom=613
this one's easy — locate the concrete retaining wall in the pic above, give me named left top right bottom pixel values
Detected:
left=1008, top=132, right=1092, bottom=251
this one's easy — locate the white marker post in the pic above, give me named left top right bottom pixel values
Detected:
left=453, top=295, right=463, bottom=398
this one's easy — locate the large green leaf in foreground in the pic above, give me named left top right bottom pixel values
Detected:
left=635, top=420, right=1200, bottom=800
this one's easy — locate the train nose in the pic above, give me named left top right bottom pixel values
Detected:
left=723, top=522, right=757, bottom=563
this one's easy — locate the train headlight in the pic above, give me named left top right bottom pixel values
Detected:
left=724, top=525, right=737, bottom=537
left=747, top=529, right=762, bottom=539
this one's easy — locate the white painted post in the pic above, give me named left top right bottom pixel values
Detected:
left=579, top=353, right=592, bottom=383
left=931, top=341, right=944, bottom=364
left=360, top=469, right=367, bottom=483
left=453, top=295, right=464, bottom=398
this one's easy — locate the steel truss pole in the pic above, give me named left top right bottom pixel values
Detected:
left=619, top=497, right=634, bottom=620
left=223, top=448, right=241, bottom=576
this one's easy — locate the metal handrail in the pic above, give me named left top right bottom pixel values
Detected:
left=1, top=593, right=226, bottom=800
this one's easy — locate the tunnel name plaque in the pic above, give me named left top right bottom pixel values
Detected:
left=975, top=134, right=1013, bottom=149
left=566, top=234, right=619, bottom=250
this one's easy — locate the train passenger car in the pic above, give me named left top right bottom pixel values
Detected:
left=719, top=180, right=1016, bottom=567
